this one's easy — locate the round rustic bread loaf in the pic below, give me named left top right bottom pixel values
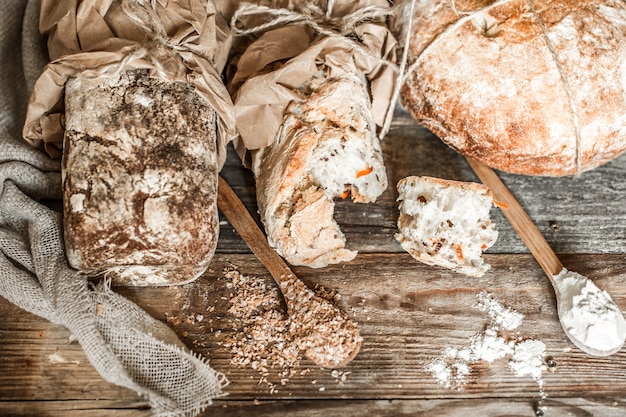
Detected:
left=63, top=69, right=219, bottom=286
left=394, top=0, right=626, bottom=176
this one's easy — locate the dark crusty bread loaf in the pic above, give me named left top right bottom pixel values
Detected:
left=394, top=0, right=626, bottom=176
left=63, top=69, right=218, bottom=286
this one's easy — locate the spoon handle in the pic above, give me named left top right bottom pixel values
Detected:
left=466, top=158, right=563, bottom=281
left=217, top=176, right=293, bottom=285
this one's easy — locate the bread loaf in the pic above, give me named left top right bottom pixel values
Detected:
left=253, top=73, right=387, bottom=268
left=394, top=0, right=626, bottom=176
left=396, top=176, right=498, bottom=277
left=63, top=69, right=219, bottom=286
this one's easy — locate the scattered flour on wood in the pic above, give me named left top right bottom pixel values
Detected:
left=475, top=291, right=524, bottom=330
left=427, top=291, right=547, bottom=398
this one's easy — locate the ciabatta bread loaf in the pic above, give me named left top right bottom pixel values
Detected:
left=63, top=69, right=219, bottom=286
left=253, top=73, right=387, bottom=268
left=396, top=176, right=497, bottom=277
left=394, top=0, right=626, bottom=176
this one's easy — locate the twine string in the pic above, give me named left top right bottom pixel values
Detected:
left=73, top=0, right=215, bottom=84
left=119, top=0, right=210, bottom=59
left=402, top=0, right=515, bottom=83
left=379, top=0, right=417, bottom=140
left=230, top=2, right=398, bottom=73
left=117, top=0, right=413, bottom=143
left=230, top=3, right=395, bottom=37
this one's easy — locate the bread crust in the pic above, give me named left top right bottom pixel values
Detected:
left=63, top=69, right=218, bottom=286
left=396, top=0, right=626, bottom=176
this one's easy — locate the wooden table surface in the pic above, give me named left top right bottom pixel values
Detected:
left=1, top=108, right=626, bottom=417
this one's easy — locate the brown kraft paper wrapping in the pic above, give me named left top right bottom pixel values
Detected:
left=23, top=0, right=236, bottom=169
left=225, top=0, right=399, bottom=166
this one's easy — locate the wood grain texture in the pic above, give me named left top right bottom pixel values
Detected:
left=1, top=108, right=626, bottom=415
left=3, top=398, right=626, bottom=417
left=2, top=254, right=626, bottom=410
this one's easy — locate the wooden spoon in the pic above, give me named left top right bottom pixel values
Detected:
left=217, top=176, right=362, bottom=368
left=467, top=158, right=626, bottom=356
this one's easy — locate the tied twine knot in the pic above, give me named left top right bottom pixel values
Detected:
left=120, top=0, right=209, bottom=62
left=231, top=2, right=396, bottom=41
left=66, top=0, right=186, bottom=84
left=72, top=0, right=222, bottom=93
left=230, top=2, right=400, bottom=77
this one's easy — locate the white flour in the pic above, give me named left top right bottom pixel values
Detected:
left=469, top=327, right=515, bottom=362
left=554, top=268, right=626, bottom=355
left=427, top=291, right=547, bottom=396
left=509, top=340, right=547, bottom=383
left=475, top=291, right=524, bottom=331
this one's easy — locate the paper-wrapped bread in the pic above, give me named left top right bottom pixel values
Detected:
left=24, top=0, right=236, bottom=285
left=227, top=1, right=398, bottom=267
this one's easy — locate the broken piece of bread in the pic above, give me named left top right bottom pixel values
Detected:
left=254, top=73, right=387, bottom=268
left=395, top=176, right=498, bottom=277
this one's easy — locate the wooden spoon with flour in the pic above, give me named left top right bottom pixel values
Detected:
left=217, top=176, right=362, bottom=368
left=467, top=158, right=626, bottom=356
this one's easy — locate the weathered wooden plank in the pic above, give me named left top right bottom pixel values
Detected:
left=2, top=397, right=626, bottom=417
left=208, top=397, right=626, bottom=417
left=0, top=400, right=150, bottom=416
left=2, top=254, right=625, bottom=405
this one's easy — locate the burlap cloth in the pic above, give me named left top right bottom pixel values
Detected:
left=0, top=1, right=227, bottom=415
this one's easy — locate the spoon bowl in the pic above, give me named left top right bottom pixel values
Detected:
left=552, top=268, right=626, bottom=357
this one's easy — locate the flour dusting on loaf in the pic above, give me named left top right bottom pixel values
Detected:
left=396, top=176, right=497, bottom=277
left=394, top=0, right=626, bottom=176
left=254, top=73, right=387, bottom=268
left=63, top=69, right=219, bottom=286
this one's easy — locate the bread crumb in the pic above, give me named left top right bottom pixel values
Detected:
left=223, top=268, right=356, bottom=392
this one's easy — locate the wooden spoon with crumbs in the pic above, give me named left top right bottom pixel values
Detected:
left=217, top=176, right=362, bottom=368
